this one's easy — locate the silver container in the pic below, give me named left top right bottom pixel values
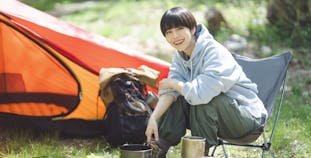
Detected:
left=120, top=144, right=152, bottom=158
left=181, top=136, right=206, bottom=158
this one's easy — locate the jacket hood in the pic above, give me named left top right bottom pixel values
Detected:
left=192, top=24, right=214, bottom=59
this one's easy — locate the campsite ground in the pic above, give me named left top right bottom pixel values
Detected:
left=2, top=0, right=310, bottom=157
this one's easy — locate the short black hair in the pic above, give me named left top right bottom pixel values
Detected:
left=160, top=7, right=197, bottom=36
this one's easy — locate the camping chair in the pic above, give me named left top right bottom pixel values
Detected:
left=210, top=51, right=293, bottom=158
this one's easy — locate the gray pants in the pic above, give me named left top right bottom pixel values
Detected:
left=158, top=93, right=264, bottom=147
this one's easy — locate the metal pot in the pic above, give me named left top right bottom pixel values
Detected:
left=120, top=144, right=152, bottom=158
left=181, top=136, right=206, bottom=158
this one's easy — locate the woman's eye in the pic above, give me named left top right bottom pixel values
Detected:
left=165, top=30, right=172, bottom=35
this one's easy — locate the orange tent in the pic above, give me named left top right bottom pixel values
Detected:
left=0, top=0, right=169, bottom=136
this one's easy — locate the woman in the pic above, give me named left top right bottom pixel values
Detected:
left=145, top=6, right=267, bottom=157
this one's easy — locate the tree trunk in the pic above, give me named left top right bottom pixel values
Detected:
left=267, top=0, right=311, bottom=32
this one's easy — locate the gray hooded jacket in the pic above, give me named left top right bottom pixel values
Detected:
left=159, top=24, right=267, bottom=119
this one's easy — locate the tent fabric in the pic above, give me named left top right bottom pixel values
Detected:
left=0, top=19, right=79, bottom=117
left=0, top=0, right=170, bottom=122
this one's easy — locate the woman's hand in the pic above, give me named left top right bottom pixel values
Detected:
left=145, top=115, right=159, bottom=143
left=144, top=92, right=177, bottom=144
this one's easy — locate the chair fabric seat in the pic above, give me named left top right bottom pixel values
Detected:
left=222, top=126, right=264, bottom=144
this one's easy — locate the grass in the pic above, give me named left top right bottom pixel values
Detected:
left=6, top=0, right=311, bottom=157
left=0, top=128, right=119, bottom=158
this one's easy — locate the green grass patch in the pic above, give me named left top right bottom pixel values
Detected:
left=0, top=128, right=119, bottom=158
left=270, top=94, right=311, bottom=157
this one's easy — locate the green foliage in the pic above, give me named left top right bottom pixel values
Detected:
left=248, top=23, right=311, bottom=50
left=21, top=0, right=86, bottom=11
left=213, top=27, right=233, bottom=42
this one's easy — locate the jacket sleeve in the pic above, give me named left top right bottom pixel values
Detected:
left=181, top=45, right=243, bottom=105
left=158, top=54, right=186, bottom=99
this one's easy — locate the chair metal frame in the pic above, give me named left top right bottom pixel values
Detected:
left=211, top=52, right=291, bottom=158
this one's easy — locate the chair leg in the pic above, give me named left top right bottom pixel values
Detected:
left=262, top=132, right=267, bottom=158
left=261, top=132, right=277, bottom=158
left=221, top=143, right=229, bottom=158
left=211, top=145, right=217, bottom=156
left=210, top=140, right=228, bottom=158
left=262, top=150, right=265, bottom=158
left=262, top=148, right=276, bottom=158
left=268, top=149, right=276, bottom=158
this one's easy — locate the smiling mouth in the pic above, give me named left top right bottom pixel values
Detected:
left=173, top=39, right=184, bottom=45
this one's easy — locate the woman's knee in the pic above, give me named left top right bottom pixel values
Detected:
left=159, top=127, right=185, bottom=145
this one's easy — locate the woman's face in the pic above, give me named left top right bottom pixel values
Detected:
left=164, top=26, right=195, bottom=56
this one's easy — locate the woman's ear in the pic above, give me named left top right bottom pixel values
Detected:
left=191, top=27, right=196, bottom=35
